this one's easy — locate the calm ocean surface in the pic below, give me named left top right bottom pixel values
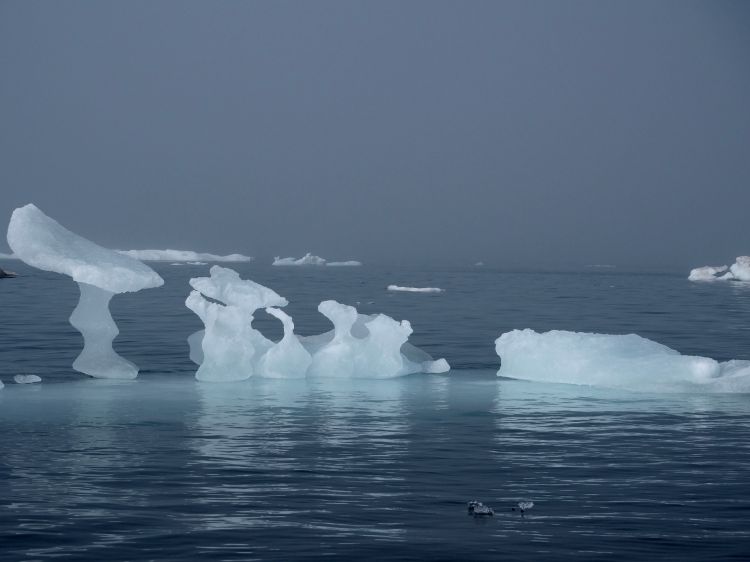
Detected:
left=1, top=261, right=750, bottom=560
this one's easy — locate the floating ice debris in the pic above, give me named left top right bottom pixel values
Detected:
left=170, top=261, right=208, bottom=266
left=0, top=252, right=17, bottom=259
left=273, top=253, right=327, bottom=266
left=7, top=204, right=163, bottom=379
left=475, top=261, right=484, bottom=266
left=0, top=267, right=17, bottom=278
left=118, top=249, right=252, bottom=262
left=187, top=267, right=450, bottom=381
left=689, top=257, right=750, bottom=282
left=512, top=501, right=534, bottom=516
left=495, top=329, right=750, bottom=393
left=14, top=374, right=41, bottom=384
left=387, top=285, right=444, bottom=293
left=0, top=379, right=3, bottom=389
left=467, top=501, right=494, bottom=516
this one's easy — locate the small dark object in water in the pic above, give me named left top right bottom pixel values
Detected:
left=467, top=500, right=494, bottom=517
left=0, top=267, right=17, bottom=279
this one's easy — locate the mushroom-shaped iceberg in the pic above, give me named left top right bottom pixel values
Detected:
left=7, top=204, right=163, bottom=379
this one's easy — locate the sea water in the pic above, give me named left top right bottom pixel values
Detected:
left=1, top=262, right=749, bottom=560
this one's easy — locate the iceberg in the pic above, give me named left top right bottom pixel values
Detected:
left=7, top=204, right=163, bottom=379
left=118, top=249, right=252, bottom=262
left=387, top=285, right=444, bottom=293
left=495, top=329, right=750, bottom=393
left=187, top=267, right=450, bottom=381
left=688, top=257, right=750, bottom=282
left=273, top=253, right=327, bottom=266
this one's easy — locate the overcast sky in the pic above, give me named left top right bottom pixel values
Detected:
left=1, top=1, right=748, bottom=267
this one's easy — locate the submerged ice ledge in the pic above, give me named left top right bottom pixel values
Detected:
left=119, top=249, right=252, bottom=262
left=187, top=266, right=449, bottom=381
left=495, top=329, right=750, bottom=393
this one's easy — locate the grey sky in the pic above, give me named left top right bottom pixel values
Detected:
left=1, top=0, right=748, bottom=267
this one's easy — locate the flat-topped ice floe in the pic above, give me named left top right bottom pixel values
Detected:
left=273, top=253, right=327, bottom=266
left=272, top=253, right=362, bottom=266
left=14, top=374, right=41, bottom=384
left=7, top=204, right=163, bottom=379
left=689, top=257, right=750, bottom=282
left=326, top=260, right=362, bottom=266
left=119, top=249, right=252, bottom=262
left=187, top=266, right=449, bottom=381
left=495, top=329, right=750, bottom=393
left=387, top=285, right=444, bottom=293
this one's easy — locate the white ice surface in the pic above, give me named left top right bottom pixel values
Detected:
left=119, top=249, right=252, bottom=262
left=8, top=204, right=163, bottom=293
left=495, top=329, right=750, bottom=393
left=387, top=285, right=444, bottom=293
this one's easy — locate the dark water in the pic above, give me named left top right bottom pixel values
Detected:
left=1, top=262, right=750, bottom=560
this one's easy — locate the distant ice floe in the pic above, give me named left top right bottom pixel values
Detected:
left=119, top=249, right=252, bottom=263
left=327, top=260, right=363, bottom=267
left=0, top=252, right=17, bottom=259
left=495, top=329, right=750, bottom=393
left=387, top=285, right=444, bottom=293
left=14, top=374, right=41, bottom=384
left=689, top=257, right=750, bottom=282
left=475, top=261, right=484, bottom=266
left=272, top=253, right=362, bottom=266
left=7, top=204, right=163, bottom=380
left=187, top=266, right=449, bottom=381
left=170, top=261, right=208, bottom=266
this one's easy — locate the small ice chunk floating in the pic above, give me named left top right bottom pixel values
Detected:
left=467, top=501, right=494, bottom=517
left=495, top=329, right=750, bottom=393
left=187, top=266, right=450, bottom=381
left=7, top=204, right=163, bottom=379
left=688, top=257, right=750, bottom=282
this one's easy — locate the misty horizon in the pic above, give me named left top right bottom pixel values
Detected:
left=2, top=1, right=748, bottom=269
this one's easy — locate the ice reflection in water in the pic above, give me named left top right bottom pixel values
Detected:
left=189, top=377, right=412, bottom=542
left=1, top=374, right=750, bottom=560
